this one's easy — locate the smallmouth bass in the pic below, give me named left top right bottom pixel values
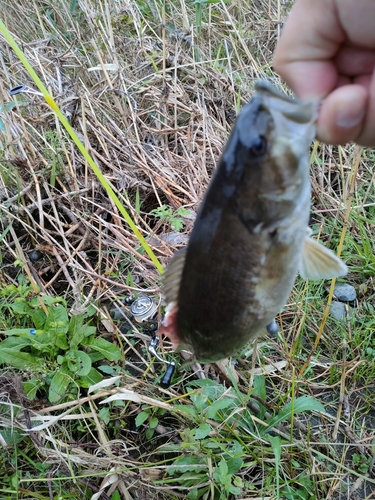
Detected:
left=158, top=81, right=347, bottom=362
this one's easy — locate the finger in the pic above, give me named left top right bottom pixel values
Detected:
left=274, top=0, right=344, bottom=98
left=334, top=45, right=375, bottom=76
left=355, top=75, right=375, bottom=146
left=316, top=85, right=368, bottom=145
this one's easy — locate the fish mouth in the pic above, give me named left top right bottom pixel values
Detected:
left=255, top=80, right=318, bottom=131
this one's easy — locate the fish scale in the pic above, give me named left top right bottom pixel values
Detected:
left=158, top=81, right=348, bottom=362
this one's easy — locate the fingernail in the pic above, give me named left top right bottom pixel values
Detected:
left=336, top=108, right=365, bottom=129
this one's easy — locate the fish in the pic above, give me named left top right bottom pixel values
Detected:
left=158, top=80, right=348, bottom=363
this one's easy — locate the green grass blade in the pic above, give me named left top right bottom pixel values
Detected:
left=0, top=19, right=163, bottom=274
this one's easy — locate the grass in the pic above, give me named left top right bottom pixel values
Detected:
left=0, top=0, right=374, bottom=499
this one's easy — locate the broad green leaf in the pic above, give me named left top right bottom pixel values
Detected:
left=268, top=435, right=282, bottom=463
left=218, top=459, right=228, bottom=476
left=168, top=455, right=206, bottom=475
left=173, top=404, right=198, bottom=419
left=229, top=485, right=242, bottom=495
left=89, top=352, right=106, bottom=363
left=41, top=295, right=65, bottom=306
left=205, top=398, right=234, bottom=419
left=135, top=411, right=150, bottom=427
left=194, top=423, right=211, bottom=440
left=29, top=309, right=47, bottom=329
left=23, top=378, right=43, bottom=400
left=78, top=367, right=103, bottom=388
left=69, top=314, right=85, bottom=347
left=88, top=337, right=122, bottom=361
left=253, top=375, right=266, bottom=400
left=81, top=325, right=96, bottom=337
left=149, top=416, right=158, bottom=429
left=0, top=349, right=44, bottom=371
left=10, top=302, right=32, bottom=315
left=76, top=350, right=92, bottom=375
left=145, top=428, right=154, bottom=440
left=67, top=350, right=91, bottom=376
left=4, top=328, right=35, bottom=337
left=98, top=364, right=118, bottom=374
left=55, top=332, right=69, bottom=350
left=0, top=428, right=24, bottom=446
left=44, top=304, right=69, bottom=335
left=266, top=396, right=326, bottom=430
left=227, top=457, right=243, bottom=475
left=187, top=489, right=199, bottom=500
left=49, top=367, right=72, bottom=402
left=98, top=407, right=110, bottom=425
left=0, top=336, right=31, bottom=349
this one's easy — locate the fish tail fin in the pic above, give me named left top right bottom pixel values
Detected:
left=300, top=236, right=348, bottom=280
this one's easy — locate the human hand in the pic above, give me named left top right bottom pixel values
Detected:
left=274, top=0, right=375, bottom=146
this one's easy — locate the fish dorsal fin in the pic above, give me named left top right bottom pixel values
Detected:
left=162, top=247, right=187, bottom=304
left=300, top=233, right=348, bottom=280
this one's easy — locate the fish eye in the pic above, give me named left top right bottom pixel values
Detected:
left=249, top=135, right=267, bottom=156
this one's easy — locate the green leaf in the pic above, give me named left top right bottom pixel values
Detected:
left=0, top=428, right=24, bottom=446
left=228, top=485, right=242, bottom=495
left=98, top=364, right=118, bottom=374
left=173, top=404, right=198, bottom=419
left=55, top=332, right=69, bottom=350
left=23, top=378, right=44, bottom=400
left=227, top=457, right=243, bottom=475
left=4, top=328, right=36, bottom=337
left=98, top=407, right=110, bottom=425
left=218, top=459, right=228, bottom=476
left=5, top=101, right=26, bottom=112
left=168, top=455, right=205, bottom=475
left=0, top=336, right=31, bottom=349
left=69, top=314, right=85, bottom=347
left=29, top=309, right=47, bottom=329
left=253, top=375, right=267, bottom=400
left=67, top=350, right=91, bottom=376
left=187, top=489, right=199, bottom=500
left=266, top=396, right=325, bottom=430
left=41, top=294, right=65, bottom=306
left=149, top=416, right=158, bottom=429
left=194, top=423, right=211, bottom=440
left=10, top=302, right=32, bottom=315
left=205, top=398, right=234, bottom=419
left=44, top=304, right=69, bottom=335
left=0, top=348, right=44, bottom=370
left=135, top=411, right=149, bottom=427
left=170, top=216, right=183, bottom=232
left=78, top=367, right=103, bottom=388
left=268, top=435, right=282, bottom=464
left=89, top=351, right=106, bottom=363
left=88, top=337, right=122, bottom=361
left=145, top=428, right=154, bottom=440
left=81, top=325, right=96, bottom=337
left=49, top=367, right=72, bottom=403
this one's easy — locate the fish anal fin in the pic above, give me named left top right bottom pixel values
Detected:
left=162, top=247, right=187, bottom=305
left=300, top=236, right=348, bottom=280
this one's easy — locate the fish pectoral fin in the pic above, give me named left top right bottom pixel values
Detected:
left=300, top=237, right=348, bottom=280
left=162, top=247, right=187, bottom=304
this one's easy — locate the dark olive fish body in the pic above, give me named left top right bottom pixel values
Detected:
left=159, top=82, right=347, bottom=362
